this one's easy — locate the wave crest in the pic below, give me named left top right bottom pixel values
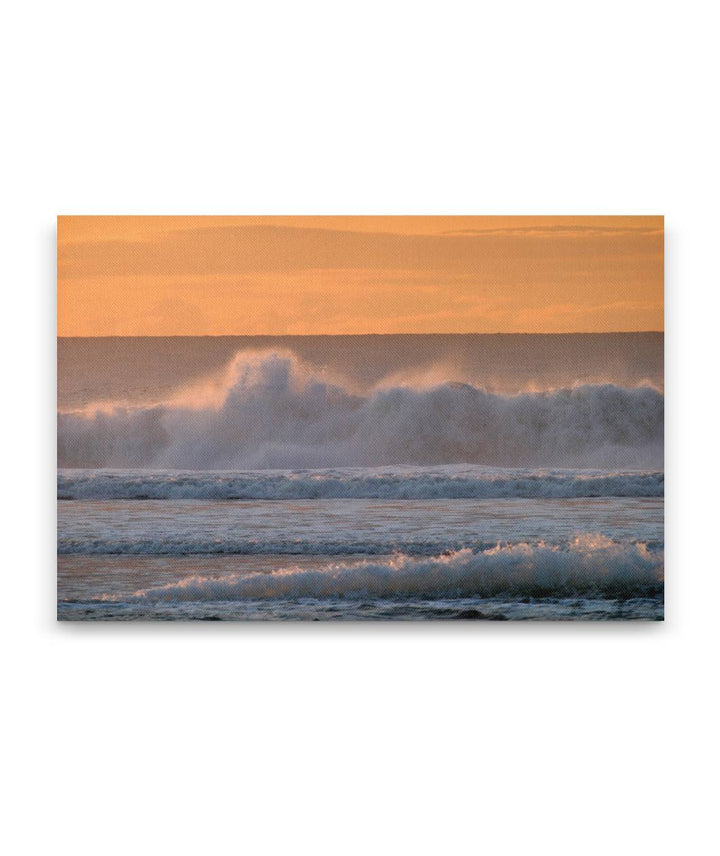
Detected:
left=106, top=537, right=663, bottom=602
left=58, top=350, right=664, bottom=469
left=57, top=467, right=664, bottom=500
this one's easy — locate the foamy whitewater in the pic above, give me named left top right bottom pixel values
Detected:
left=57, top=335, right=664, bottom=620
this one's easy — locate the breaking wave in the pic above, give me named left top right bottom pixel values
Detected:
left=57, top=467, right=664, bottom=500
left=58, top=350, right=664, bottom=470
left=99, top=536, right=663, bottom=602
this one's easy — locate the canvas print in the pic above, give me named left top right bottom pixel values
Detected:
left=57, top=216, right=664, bottom=620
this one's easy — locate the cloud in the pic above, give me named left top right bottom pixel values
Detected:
left=57, top=217, right=664, bottom=335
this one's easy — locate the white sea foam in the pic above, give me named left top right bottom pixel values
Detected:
left=58, top=350, right=664, bottom=470
left=108, top=536, right=663, bottom=602
left=57, top=466, right=663, bottom=500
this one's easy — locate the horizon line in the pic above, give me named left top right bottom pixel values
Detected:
left=57, top=330, right=664, bottom=339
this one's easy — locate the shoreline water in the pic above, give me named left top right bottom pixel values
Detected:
left=57, top=335, right=663, bottom=621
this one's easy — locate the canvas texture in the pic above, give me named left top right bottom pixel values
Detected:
left=57, top=216, right=664, bottom=620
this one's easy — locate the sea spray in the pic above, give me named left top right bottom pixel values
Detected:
left=58, top=350, right=664, bottom=470
left=96, top=537, right=663, bottom=603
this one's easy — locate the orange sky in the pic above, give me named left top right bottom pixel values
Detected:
left=57, top=216, right=663, bottom=335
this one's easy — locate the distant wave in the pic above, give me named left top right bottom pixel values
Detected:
left=57, top=534, right=664, bottom=557
left=57, top=467, right=664, bottom=500
left=92, top=537, right=663, bottom=601
left=58, top=350, right=664, bottom=470
left=57, top=536, right=504, bottom=556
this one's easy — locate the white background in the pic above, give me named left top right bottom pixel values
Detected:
left=2, top=1, right=718, bottom=854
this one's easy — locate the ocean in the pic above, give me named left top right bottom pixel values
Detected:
left=57, top=334, right=664, bottom=620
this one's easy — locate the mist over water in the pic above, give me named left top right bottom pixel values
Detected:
left=58, top=333, right=663, bottom=406
left=58, top=337, right=663, bottom=470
